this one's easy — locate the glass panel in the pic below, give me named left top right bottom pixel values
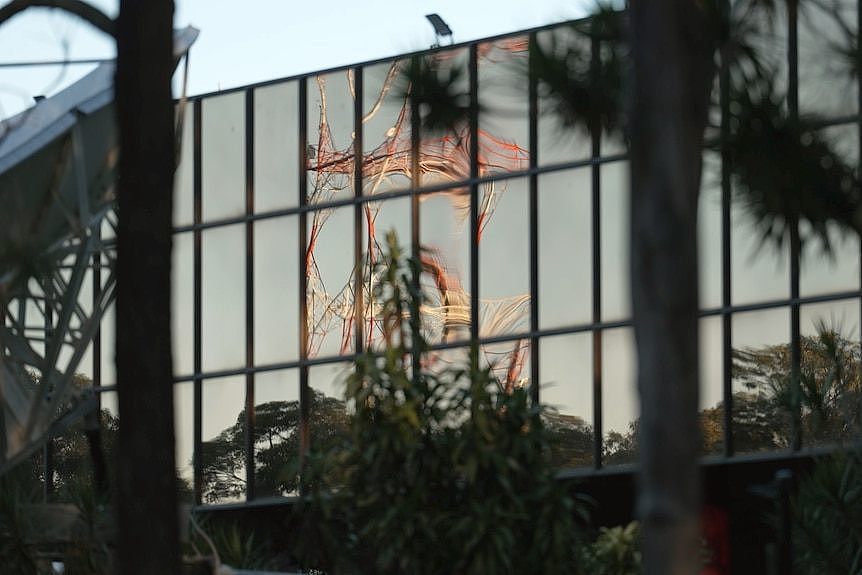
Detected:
left=307, top=71, right=355, bottom=204
left=539, top=333, right=593, bottom=468
left=420, top=190, right=471, bottom=344
left=201, top=376, right=246, bottom=504
left=539, top=168, right=591, bottom=328
left=363, top=60, right=412, bottom=195
left=800, top=221, right=860, bottom=296
left=731, top=198, right=789, bottom=305
left=800, top=124, right=860, bottom=296
left=601, top=161, right=630, bottom=321
left=699, top=153, right=722, bottom=310
left=308, top=362, right=352, bottom=459
left=202, top=224, right=245, bottom=372
left=602, top=327, right=638, bottom=465
left=174, top=105, right=195, bottom=226
left=202, top=92, right=245, bottom=222
left=700, top=316, right=724, bottom=455
left=174, top=382, right=194, bottom=502
left=173, top=232, right=194, bottom=376
left=416, top=47, right=469, bottom=188
left=535, top=26, right=592, bottom=165
left=306, top=206, right=355, bottom=358
left=479, top=177, right=529, bottom=338
left=481, top=338, right=530, bottom=392
left=731, top=307, right=792, bottom=454
left=101, top=390, right=118, bottom=417
left=799, top=4, right=858, bottom=118
left=478, top=38, right=530, bottom=178
left=255, top=81, right=300, bottom=213
left=800, top=299, right=861, bottom=447
left=362, top=197, right=411, bottom=350
left=100, top=301, right=115, bottom=385
left=255, top=216, right=300, bottom=365
left=254, top=369, right=301, bottom=498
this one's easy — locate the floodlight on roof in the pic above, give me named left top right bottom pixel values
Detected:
left=425, top=13, right=453, bottom=47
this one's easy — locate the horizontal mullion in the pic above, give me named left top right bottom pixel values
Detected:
left=168, top=288, right=862, bottom=384
left=173, top=154, right=629, bottom=234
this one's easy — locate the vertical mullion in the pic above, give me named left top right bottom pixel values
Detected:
left=298, top=77, right=311, bottom=492
left=244, top=89, right=256, bottom=501
left=92, top=227, right=102, bottom=408
left=410, top=65, right=422, bottom=382
left=43, top=279, right=54, bottom=501
left=719, top=1, right=734, bottom=457
left=469, top=45, right=480, bottom=351
left=528, top=32, right=540, bottom=407
left=788, top=0, right=803, bottom=451
left=192, top=99, right=203, bottom=505
left=590, top=33, right=604, bottom=469
left=353, top=67, right=365, bottom=354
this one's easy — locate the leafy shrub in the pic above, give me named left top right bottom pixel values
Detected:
left=297, top=233, right=588, bottom=574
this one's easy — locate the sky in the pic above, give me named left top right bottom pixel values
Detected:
left=0, top=0, right=584, bottom=117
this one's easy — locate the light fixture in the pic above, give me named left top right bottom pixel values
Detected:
left=425, top=13, right=453, bottom=48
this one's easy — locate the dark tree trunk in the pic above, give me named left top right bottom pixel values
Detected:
left=115, top=1, right=180, bottom=574
left=629, top=0, right=717, bottom=573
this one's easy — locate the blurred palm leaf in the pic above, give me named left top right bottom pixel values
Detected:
left=529, top=4, right=627, bottom=138
left=726, top=82, right=862, bottom=252
left=397, top=55, right=472, bottom=136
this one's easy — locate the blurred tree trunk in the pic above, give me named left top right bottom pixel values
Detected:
left=115, top=1, right=180, bottom=574
left=629, top=0, right=717, bottom=573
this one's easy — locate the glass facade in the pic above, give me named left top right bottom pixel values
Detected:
left=59, top=15, right=862, bottom=505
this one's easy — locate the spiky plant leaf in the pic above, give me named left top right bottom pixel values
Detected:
left=529, top=4, right=627, bottom=139
left=726, top=82, right=862, bottom=253
left=396, top=55, right=472, bottom=136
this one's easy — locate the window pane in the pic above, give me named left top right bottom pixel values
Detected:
left=201, top=376, right=247, bottom=504
left=202, top=93, right=245, bottom=222
left=539, top=168, right=591, bottom=328
left=255, top=216, right=300, bottom=365
left=540, top=333, right=594, bottom=468
left=420, top=190, right=471, bottom=344
left=202, top=224, right=245, bottom=372
left=601, top=161, right=630, bottom=321
left=479, top=177, right=529, bottom=338
left=731, top=307, right=792, bottom=454
left=255, top=81, right=299, bottom=213
left=602, top=327, right=638, bottom=465
left=306, top=206, right=355, bottom=358
left=800, top=299, right=861, bottom=447
left=700, top=316, right=724, bottom=455
left=254, top=369, right=301, bottom=498
left=307, top=71, right=354, bottom=203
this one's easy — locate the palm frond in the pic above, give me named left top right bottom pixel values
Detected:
left=726, top=82, right=862, bottom=253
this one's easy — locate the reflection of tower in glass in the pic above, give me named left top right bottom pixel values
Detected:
left=303, top=50, right=533, bottom=390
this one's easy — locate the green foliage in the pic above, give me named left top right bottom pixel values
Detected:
left=61, top=481, right=113, bottom=575
left=580, top=521, right=642, bottom=575
left=190, top=516, right=280, bottom=571
left=793, top=453, right=862, bottom=574
left=297, top=233, right=588, bottom=575
left=0, top=469, right=40, bottom=575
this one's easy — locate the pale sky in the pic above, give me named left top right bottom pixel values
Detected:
left=0, top=0, right=584, bottom=117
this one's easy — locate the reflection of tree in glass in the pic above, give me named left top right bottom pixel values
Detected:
left=600, top=322, right=861, bottom=461
left=733, top=320, right=861, bottom=449
left=200, top=390, right=349, bottom=503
